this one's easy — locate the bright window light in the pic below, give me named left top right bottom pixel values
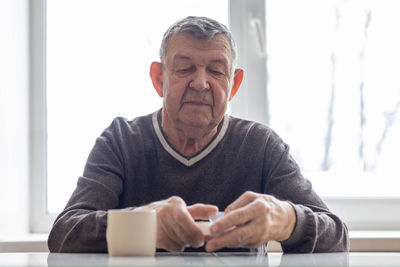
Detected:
left=266, top=0, right=400, bottom=197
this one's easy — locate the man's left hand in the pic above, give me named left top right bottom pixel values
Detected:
left=205, top=191, right=296, bottom=252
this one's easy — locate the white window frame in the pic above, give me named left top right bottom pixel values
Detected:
left=30, top=0, right=56, bottom=233
left=29, top=0, right=400, bottom=233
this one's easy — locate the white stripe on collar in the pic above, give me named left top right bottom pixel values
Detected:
left=152, top=111, right=229, bottom=167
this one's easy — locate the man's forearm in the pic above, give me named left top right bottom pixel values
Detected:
left=48, top=209, right=108, bottom=253
left=280, top=204, right=350, bottom=253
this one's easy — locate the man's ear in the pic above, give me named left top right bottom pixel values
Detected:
left=150, top=62, right=163, bottom=97
left=229, top=68, right=244, bottom=101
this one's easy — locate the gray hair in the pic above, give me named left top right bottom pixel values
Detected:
left=159, top=16, right=237, bottom=66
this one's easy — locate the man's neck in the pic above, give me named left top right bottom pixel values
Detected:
left=160, top=110, right=219, bottom=157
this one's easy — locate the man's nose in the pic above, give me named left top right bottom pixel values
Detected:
left=189, top=69, right=210, bottom=91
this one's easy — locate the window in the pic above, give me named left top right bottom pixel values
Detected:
left=31, top=0, right=399, bottom=232
left=266, top=0, right=400, bottom=198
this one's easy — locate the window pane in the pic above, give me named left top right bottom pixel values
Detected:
left=266, top=0, right=400, bottom=197
left=46, top=0, right=228, bottom=213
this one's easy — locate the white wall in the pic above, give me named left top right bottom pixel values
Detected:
left=0, top=0, right=29, bottom=236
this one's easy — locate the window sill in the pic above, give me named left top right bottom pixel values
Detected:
left=0, top=234, right=49, bottom=252
left=1, top=231, right=399, bottom=253
left=267, top=231, right=400, bottom=252
left=348, top=231, right=400, bottom=252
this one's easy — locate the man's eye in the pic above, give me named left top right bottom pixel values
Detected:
left=210, top=69, right=224, bottom=76
left=177, top=68, right=193, bottom=74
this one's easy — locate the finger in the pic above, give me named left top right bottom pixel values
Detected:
left=158, top=216, right=185, bottom=252
left=210, top=206, right=254, bottom=234
left=156, top=197, right=201, bottom=250
left=187, top=204, right=218, bottom=220
left=158, top=230, right=185, bottom=252
left=159, top=237, right=185, bottom=252
left=225, top=191, right=258, bottom=213
left=173, top=207, right=205, bottom=247
left=206, top=223, right=257, bottom=252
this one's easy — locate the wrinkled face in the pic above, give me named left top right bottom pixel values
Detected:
left=161, top=33, right=235, bottom=132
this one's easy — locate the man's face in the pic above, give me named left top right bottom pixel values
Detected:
left=161, top=33, right=235, bottom=133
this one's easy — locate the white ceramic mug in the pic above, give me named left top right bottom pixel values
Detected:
left=106, top=209, right=156, bottom=257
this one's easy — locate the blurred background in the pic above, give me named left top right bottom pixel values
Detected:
left=1, top=0, right=399, bottom=242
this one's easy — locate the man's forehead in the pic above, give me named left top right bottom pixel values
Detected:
left=166, top=33, right=233, bottom=63
left=172, top=54, right=229, bottom=65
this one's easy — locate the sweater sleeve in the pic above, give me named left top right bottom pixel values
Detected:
left=48, top=119, right=126, bottom=253
left=263, top=130, right=349, bottom=253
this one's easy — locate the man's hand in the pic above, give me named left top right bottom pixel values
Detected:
left=137, top=196, right=218, bottom=252
left=205, top=191, right=296, bottom=252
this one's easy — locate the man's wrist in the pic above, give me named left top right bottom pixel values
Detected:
left=280, top=201, right=297, bottom=242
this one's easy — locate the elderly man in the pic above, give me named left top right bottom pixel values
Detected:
left=48, top=16, right=349, bottom=253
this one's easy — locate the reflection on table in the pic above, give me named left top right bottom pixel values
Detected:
left=0, top=251, right=400, bottom=266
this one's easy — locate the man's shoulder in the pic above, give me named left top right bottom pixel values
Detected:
left=227, top=115, right=272, bottom=134
left=226, top=115, right=283, bottom=145
left=101, top=111, right=155, bottom=141
left=110, top=112, right=153, bottom=129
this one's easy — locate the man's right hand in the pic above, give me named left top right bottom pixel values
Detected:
left=136, top=196, right=218, bottom=252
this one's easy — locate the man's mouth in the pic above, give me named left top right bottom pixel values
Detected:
left=181, top=90, right=214, bottom=107
left=184, top=101, right=209, bottom=106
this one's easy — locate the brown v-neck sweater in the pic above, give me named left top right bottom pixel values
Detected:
left=48, top=110, right=349, bottom=253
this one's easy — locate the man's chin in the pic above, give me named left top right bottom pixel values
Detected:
left=178, top=116, right=216, bottom=131
left=180, top=120, right=212, bottom=129
left=178, top=111, right=212, bottom=124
